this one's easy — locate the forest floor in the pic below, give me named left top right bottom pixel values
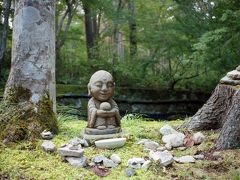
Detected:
left=0, top=115, right=240, bottom=180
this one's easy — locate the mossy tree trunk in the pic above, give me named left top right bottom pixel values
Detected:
left=0, top=0, right=58, bottom=143
left=183, top=66, right=240, bottom=150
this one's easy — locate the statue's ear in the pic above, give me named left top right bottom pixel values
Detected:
left=88, top=83, right=91, bottom=96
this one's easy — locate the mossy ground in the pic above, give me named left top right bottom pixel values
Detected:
left=0, top=115, right=240, bottom=180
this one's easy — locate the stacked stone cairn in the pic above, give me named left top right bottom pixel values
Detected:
left=220, top=65, right=240, bottom=85
left=58, top=137, right=89, bottom=168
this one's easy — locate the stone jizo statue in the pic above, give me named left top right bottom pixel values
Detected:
left=86, top=70, right=121, bottom=134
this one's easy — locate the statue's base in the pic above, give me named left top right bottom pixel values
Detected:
left=83, top=132, right=124, bottom=142
left=85, top=127, right=121, bottom=135
left=82, top=127, right=125, bottom=143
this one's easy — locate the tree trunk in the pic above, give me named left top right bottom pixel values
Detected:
left=128, top=0, right=137, bottom=58
left=0, top=0, right=12, bottom=77
left=0, top=0, right=58, bottom=143
left=183, top=66, right=240, bottom=150
left=82, top=2, right=99, bottom=60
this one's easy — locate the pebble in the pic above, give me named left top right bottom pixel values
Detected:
left=125, top=168, right=136, bottom=177
left=41, top=140, right=56, bottom=152
left=110, top=154, right=121, bottom=164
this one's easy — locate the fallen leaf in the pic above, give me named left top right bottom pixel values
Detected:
left=92, top=166, right=110, bottom=177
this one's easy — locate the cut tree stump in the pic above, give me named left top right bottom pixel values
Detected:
left=183, top=66, right=240, bottom=150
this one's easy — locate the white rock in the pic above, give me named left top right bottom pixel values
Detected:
left=103, top=158, right=118, bottom=168
left=162, top=133, right=185, bottom=148
left=192, top=132, right=205, bottom=145
left=128, top=158, right=145, bottom=169
left=65, top=156, right=87, bottom=168
left=149, top=150, right=173, bottom=166
left=58, top=146, right=84, bottom=157
left=227, top=70, right=240, bottom=80
left=95, top=138, right=126, bottom=149
left=159, top=124, right=178, bottom=136
left=174, top=155, right=195, bottom=163
left=110, top=154, right=121, bottom=164
left=165, top=143, right=172, bottom=150
left=136, top=139, right=150, bottom=145
left=141, top=160, right=151, bottom=170
left=92, top=155, right=108, bottom=163
left=144, top=141, right=159, bottom=151
left=194, top=154, right=204, bottom=160
left=41, top=130, right=53, bottom=140
left=41, top=140, right=56, bottom=152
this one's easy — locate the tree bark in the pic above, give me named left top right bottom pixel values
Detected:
left=0, top=0, right=58, bottom=142
left=0, top=0, right=12, bottom=77
left=183, top=66, right=240, bottom=150
left=128, top=0, right=137, bottom=58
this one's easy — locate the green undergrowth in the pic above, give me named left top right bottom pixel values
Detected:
left=0, top=115, right=240, bottom=180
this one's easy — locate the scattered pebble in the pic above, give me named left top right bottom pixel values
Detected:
left=149, top=150, right=173, bottom=166
left=159, top=124, right=178, bottom=136
left=110, top=154, right=121, bottom=164
left=41, top=130, right=53, bottom=140
left=128, top=158, right=145, bottom=169
left=41, top=140, right=56, bottom=152
left=65, top=156, right=88, bottom=168
left=162, top=133, right=185, bottom=148
left=125, top=168, right=136, bottom=177
left=174, top=155, right=195, bottom=163
left=141, top=160, right=151, bottom=170
left=194, top=154, right=204, bottom=160
left=192, top=132, right=205, bottom=145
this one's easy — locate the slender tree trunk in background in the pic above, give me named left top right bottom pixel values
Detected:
left=1, top=0, right=58, bottom=143
left=183, top=66, right=240, bottom=150
left=112, top=0, right=125, bottom=65
left=0, top=0, right=12, bottom=78
left=82, top=2, right=100, bottom=60
left=128, top=0, right=137, bottom=59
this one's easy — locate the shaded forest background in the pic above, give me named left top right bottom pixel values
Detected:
left=0, top=0, right=239, bottom=93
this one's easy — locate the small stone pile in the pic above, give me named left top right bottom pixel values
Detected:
left=41, top=130, right=56, bottom=152
left=91, top=154, right=121, bottom=168
left=220, top=66, right=240, bottom=85
left=58, top=137, right=89, bottom=168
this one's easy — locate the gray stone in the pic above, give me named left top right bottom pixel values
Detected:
left=58, top=146, right=84, bottom=157
left=136, top=139, right=150, bottom=145
left=220, top=76, right=240, bottom=85
left=174, top=155, right=195, bottom=163
left=103, top=158, right=118, bottom=168
left=213, top=151, right=221, bottom=158
left=149, top=150, right=173, bottom=166
left=41, top=130, right=53, bottom=140
left=95, top=138, right=126, bottom=149
left=41, top=140, right=56, bottom=152
left=69, top=137, right=82, bottom=146
left=110, top=154, right=121, bottom=164
left=92, top=155, right=108, bottom=164
left=193, top=154, right=204, bottom=160
left=65, top=156, right=87, bottom=168
left=227, top=70, right=240, bottom=80
left=144, top=140, right=159, bottom=151
left=125, top=168, right=136, bottom=177
left=128, top=158, right=145, bottom=169
left=192, top=132, right=205, bottom=145
left=141, top=160, right=151, bottom=170
left=236, top=65, right=240, bottom=71
left=162, top=133, right=185, bottom=148
left=159, top=124, right=178, bottom=136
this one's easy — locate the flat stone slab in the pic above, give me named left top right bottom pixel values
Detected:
left=95, top=138, right=126, bottom=149
left=85, top=127, right=121, bottom=135
left=41, top=140, right=56, bottom=152
left=83, top=132, right=123, bottom=142
left=149, top=150, right=173, bottom=167
left=58, top=146, right=84, bottom=157
left=174, top=155, right=195, bottom=163
left=227, top=70, right=240, bottom=80
left=220, top=76, right=240, bottom=85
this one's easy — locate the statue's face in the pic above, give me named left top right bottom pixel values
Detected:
left=89, top=71, right=114, bottom=101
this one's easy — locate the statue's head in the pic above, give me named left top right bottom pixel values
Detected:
left=88, top=70, right=115, bottom=101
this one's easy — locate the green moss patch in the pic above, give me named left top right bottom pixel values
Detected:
left=0, top=115, right=240, bottom=179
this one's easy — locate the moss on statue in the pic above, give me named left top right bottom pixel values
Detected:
left=0, top=86, right=58, bottom=143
